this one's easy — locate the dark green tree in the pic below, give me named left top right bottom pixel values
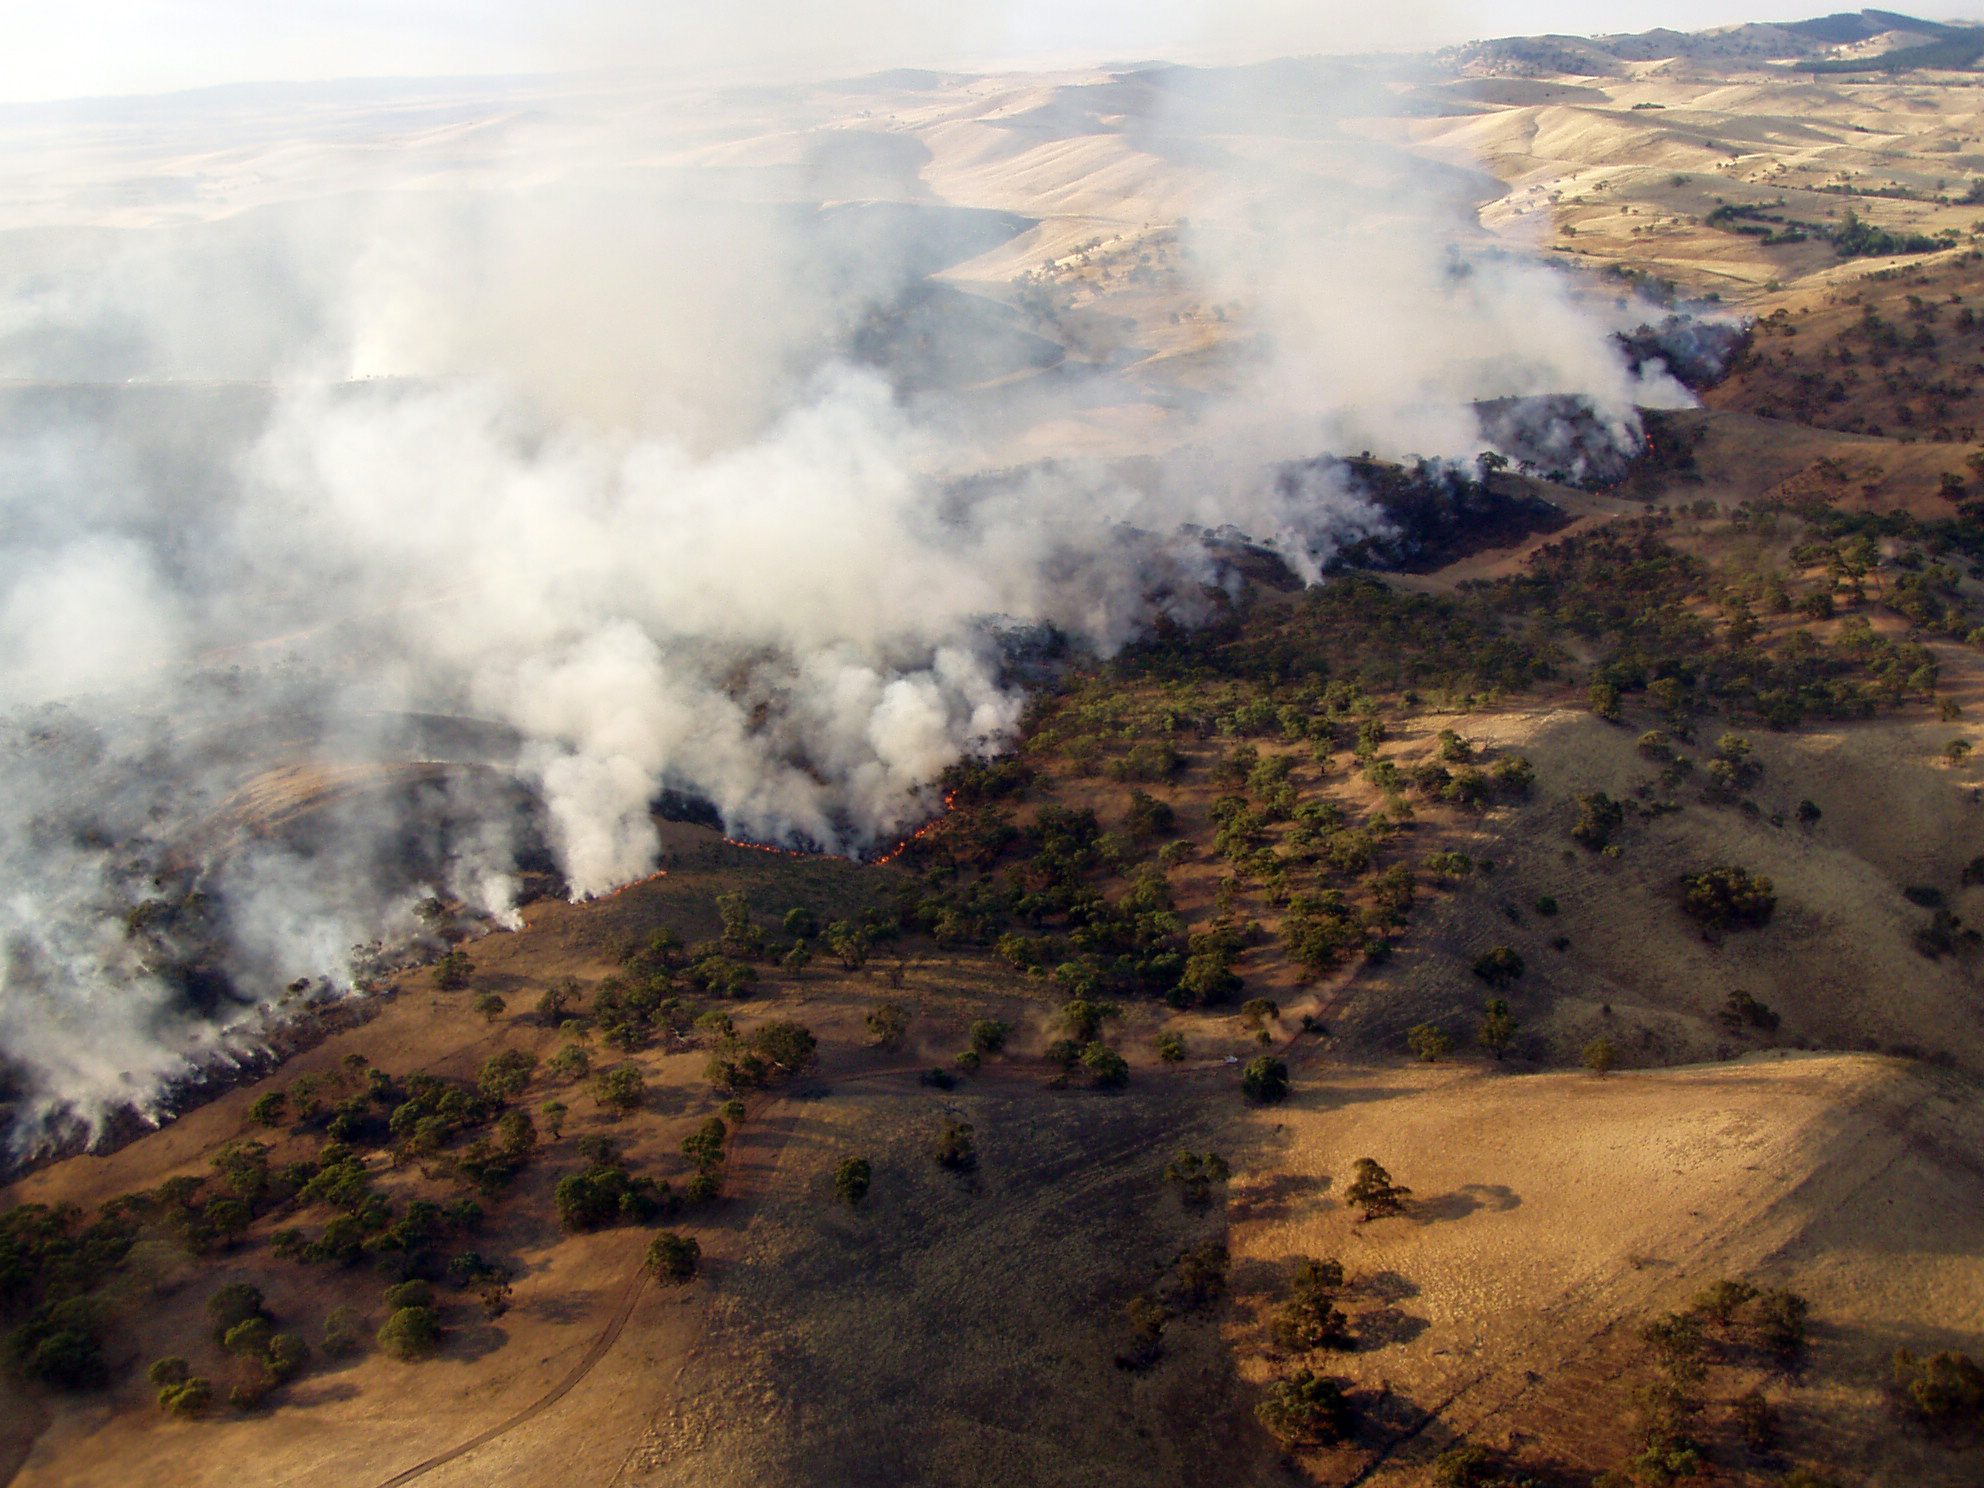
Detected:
left=1478, top=999, right=1518, bottom=1060
left=1471, top=945, right=1524, bottom=988
left=1256, top=1370, right=1355, bottom=1446
left=377, top=1305, right=443, bottom=1361
left=1343, top=1157, right=1410, bottom=1221
left=866, top=1002, right=909, bottom=1050
left=1242, top=1056, right=1290, bottom=1104
left=1408, top=1023, right=1453, bottom=1063
left=646, top=1232, right=701, bottom=1285
left=1163, top=1150, right=1231, bottom=1210
left=593, top=1063, right=645, bottom=1114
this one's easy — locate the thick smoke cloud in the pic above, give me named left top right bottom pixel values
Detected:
left=0, top=54, right=1696, bottom=1144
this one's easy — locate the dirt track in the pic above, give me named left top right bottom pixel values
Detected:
left=366, top=1046, right=1266, bottom=1487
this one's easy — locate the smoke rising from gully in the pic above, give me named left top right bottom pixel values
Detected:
left=0, top=51, right=1699, bottom=1140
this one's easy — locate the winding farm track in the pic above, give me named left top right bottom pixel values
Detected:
left=361, top=1053, right=1065, bottom=1486
left=360, top=1034, right=1293, bottom=1488
left=373, top=1263, right=653, bottom=1487
left=364, top=1072, right=837, bottom=1488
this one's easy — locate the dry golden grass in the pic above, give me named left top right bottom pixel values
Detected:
left=9, top=38, right=1984, bottom=1488
left=1225, top=1052, right=1984, bottom=1485
left=1333, top=700, right=1984, bottom=1079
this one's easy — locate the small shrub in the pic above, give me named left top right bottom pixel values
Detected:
left=1894, top=1347, right=1984, bottom=1421
left=1477, top=999, right=1518, bottom=1060
left=222, top=1317, right=272, bottom=1357
left=158, top=1376, right=213, bottom=1417
left=1080, top=1043, right=1130, bottom=1089
left=645, top=1232, right=701, bottom=1285
left=377, top=1305, right=443, bottom=1362
left=834, top=1156, right=872, bottom=1206
left=1432, top=1443, right=1516, bottom=1487
left=1256, top=1369, right=1355, bottom=1446
left=383, top=1281, right=432, bottom=1313
left=205, top=1282, right=267, bottom=1343
left=935, top=1120, right=977, bottom=1173
left=593, top=1064, right=645, bottom=1114
left=148, top=1357, right=191, bottom=1388
left=1162, top=1150, right=1230, bottom=1210
left=685, top=1170, right=721, bottom=1204
left=1407, top=1023, right=1453, bottom=1063
left=1681, top=865, right=1776, bottom=931
left=1242, top=1055, right=1290, bottom=1104
left=266, top=1332, right=308, bottom=1384
left=866, top=1002, right=909, bottom=1050
left=1343, top=1157, right=1410, bottom=1221
left=1719, top=990, right=1780, bottom=1034
left=1268, top=1257, right=1351, bottom=1353
left=546, top=1045, right=591, bottom=1081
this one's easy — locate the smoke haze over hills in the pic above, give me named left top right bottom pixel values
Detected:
left=0, top=47, right=1700, bottom=1142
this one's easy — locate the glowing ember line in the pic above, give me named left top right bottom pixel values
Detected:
left=717, top=791, right=961, bottom=867
left=871, top=791, right=959, bottom=865
left=720, top=838, right=821, bottom=860
left=597, top=869, right=669, bottom=900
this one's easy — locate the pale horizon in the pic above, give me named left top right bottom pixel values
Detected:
left=9, top=0, right=1984, bottom=106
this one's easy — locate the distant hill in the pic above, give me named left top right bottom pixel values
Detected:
left=1442, top=9, right=1980, bottom=78
left=1795, top=24, right=1984, bottom=72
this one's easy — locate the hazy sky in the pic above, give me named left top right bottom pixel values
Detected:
left=7, top=0, right=1984, bottom=103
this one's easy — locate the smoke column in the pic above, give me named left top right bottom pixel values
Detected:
left=0, top=50, right=1696, bottom=1143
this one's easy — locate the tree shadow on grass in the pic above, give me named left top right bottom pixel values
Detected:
left=1356, top=1269, right=1420, bottom=1304
left=1413, top=1184, right=1520, bottom=1223
left=1354, top=1306, right=1431, bottom=1351
left=445, top=1317, right=509, bottom=1364
left=282, top=1378, right=362, bottom=1409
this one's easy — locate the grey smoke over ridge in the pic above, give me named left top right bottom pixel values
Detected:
left=0, top=55, right=1700, bottom=1141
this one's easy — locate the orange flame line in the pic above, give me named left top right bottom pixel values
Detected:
left=871, top=791, right=959, bottom=865
left=720, top=838, right=821, bottom=860
left=596, top=869, right=669, bottom=900
left=717, top=791, right=961, bottom=867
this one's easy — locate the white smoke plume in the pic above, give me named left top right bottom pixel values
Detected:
left=0, top=46, right=1703, bottom=1143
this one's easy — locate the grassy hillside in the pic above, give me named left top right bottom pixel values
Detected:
left=6, top=28, right=1984, bottom=1488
